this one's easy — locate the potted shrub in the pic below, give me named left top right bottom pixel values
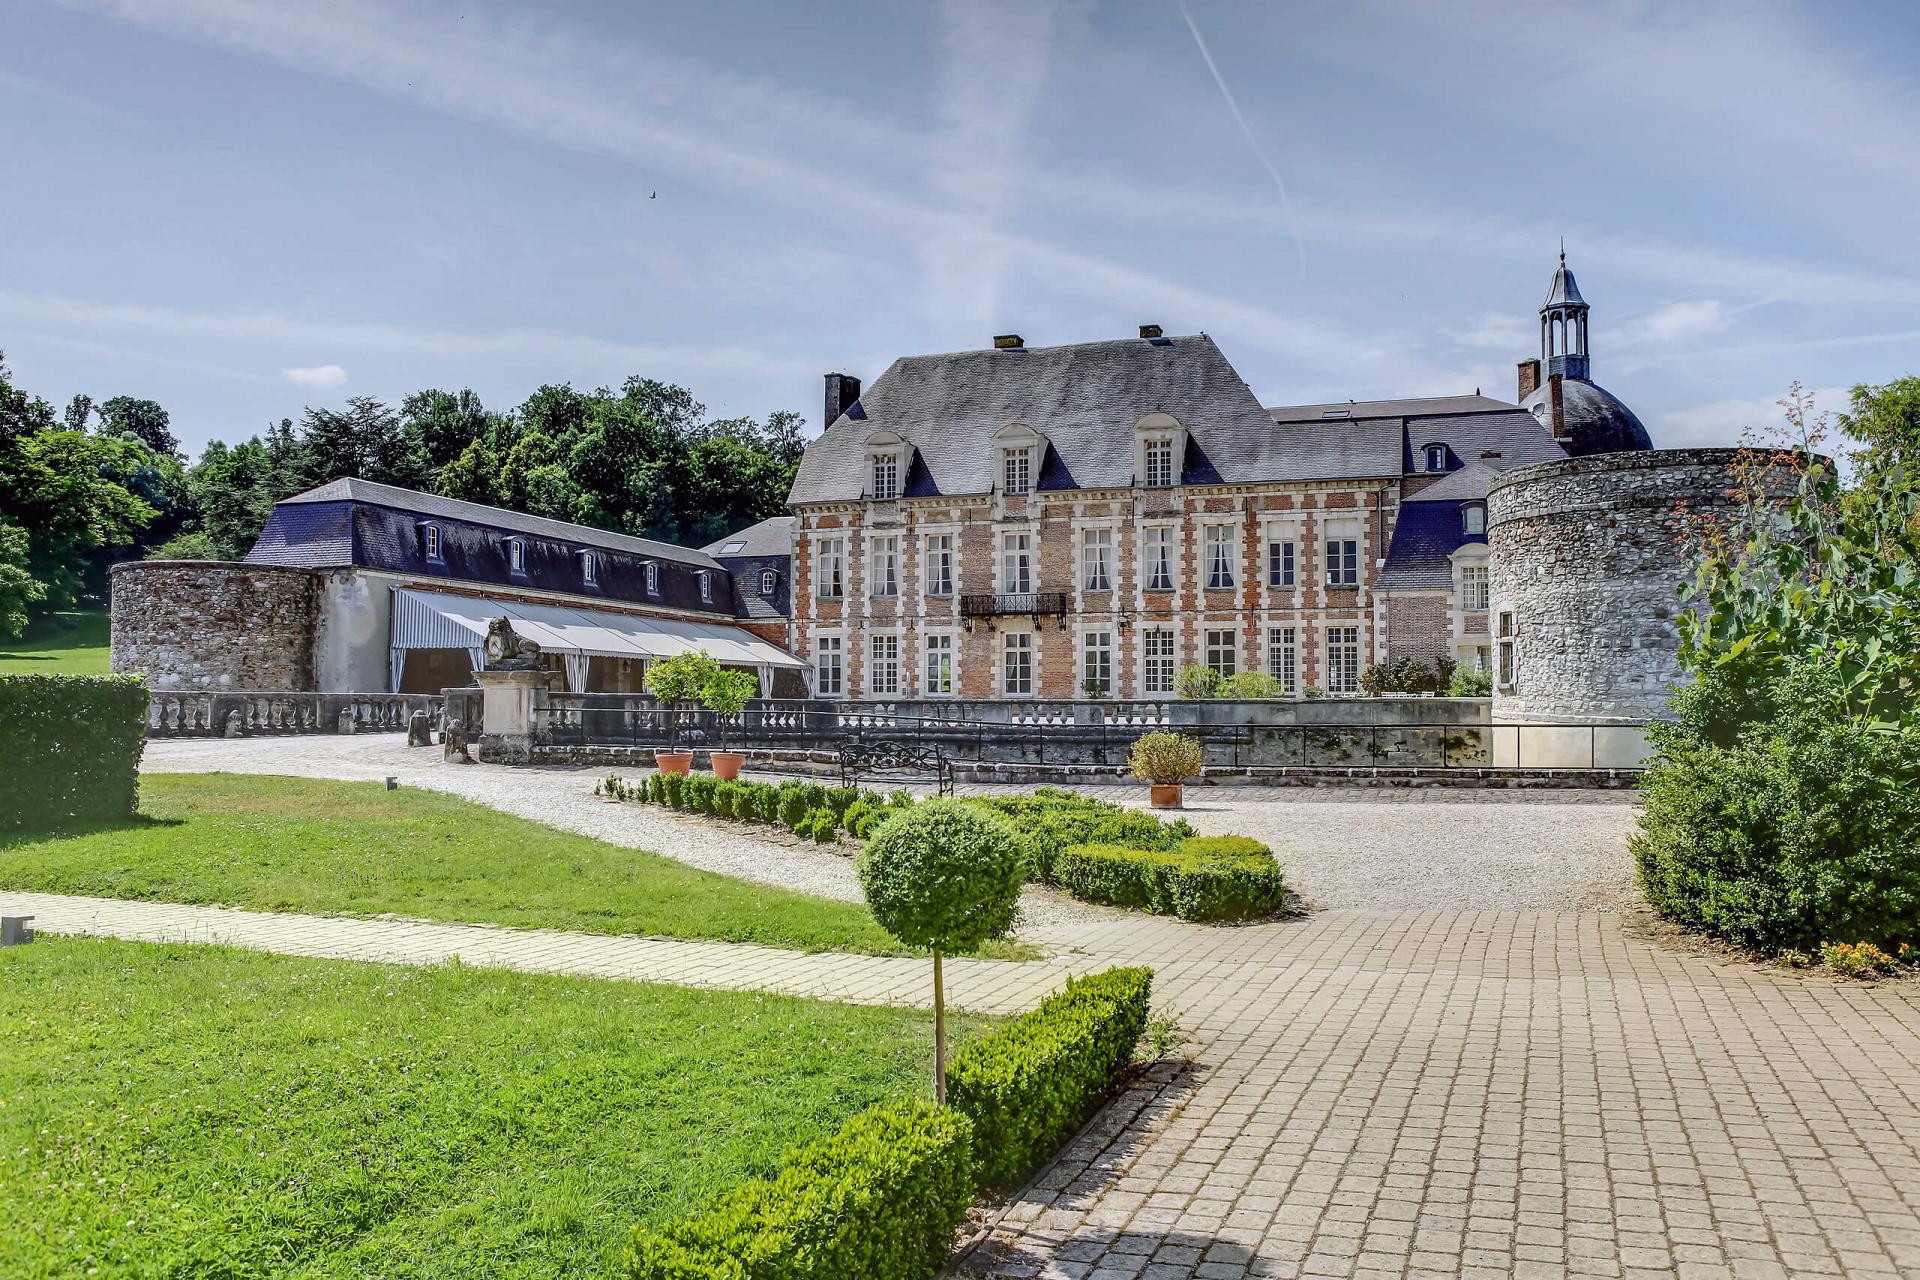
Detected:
left=1128, top=730, right=1205, bottom=809
left=700, top=667, right=759, bottom=780
left=643, top=650, right=721, bottom=775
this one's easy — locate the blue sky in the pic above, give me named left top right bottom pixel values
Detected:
left=2, top=0, right=1917, bottom=459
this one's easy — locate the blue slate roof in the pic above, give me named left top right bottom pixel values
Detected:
left=1376, top=499, right=1485, bottom=591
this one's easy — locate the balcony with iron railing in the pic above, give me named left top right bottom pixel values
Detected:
left=958, top=590, right=1071, bottom=618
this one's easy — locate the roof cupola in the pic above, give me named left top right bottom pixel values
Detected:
left=1540, top=242, right=1591, bottom=381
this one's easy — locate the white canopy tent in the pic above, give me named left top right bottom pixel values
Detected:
left=390, top=586, right=804, bottom=695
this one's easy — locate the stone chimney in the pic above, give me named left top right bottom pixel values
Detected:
left=823, top=372, right=861, bottom=430
left=1547, top=373, right=1570, bottom=441
left=993, top=334, right=1024, bottom=350
left=1516, top=357, right=1541, bottom=402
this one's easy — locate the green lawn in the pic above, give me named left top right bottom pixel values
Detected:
left=2, top=936, right=981, bottom=1279
left=0, top=608, right=110, bottom=675
left=0, top=773, right=916, bottom=954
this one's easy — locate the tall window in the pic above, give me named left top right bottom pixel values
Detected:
left=580, top=550, right=597, bottom=586
left=924, top=534, right=954, bottom=596
left=1327, top=626, right=1360, bottom=694
left=1267, top=626, right=1297, bottom=693
left=644, top=561, right=660, bottom=594
left=1325, top=537, right=1359, bottom=587
left=1082, top=528, right=1113, bottom=592
left=507, top=537, right=527, bottom=574
left=1002, top=632, right=1033, bottom=696
left=1497, top=611, right=1517, bottom=687
left=1425, top=443, right=1447, bottom=473
left=1206, top=524, right=1235, bottom=589
left=422, top=524, right=442, bottom=562
left=1142, top=629, right=1175, bottom=695
left=697, top=571, right=712, bottom=603
left=1267, top=538, right=1295, bottom=588
left=1463, top=503, right=1486, bottom=535
left=1461, top=564, right=1490, bottom=613
left=923, top=634, right=954, bottom=695
left=1144, top=527, right=1173, bottom=591
left=1081, top=630, right=1112, bottom=695
left=816, top=538, right=845, bottom=599
left=870, top=537, right=899, bottom=597
left=868, top=634, right=899, bottom=695
left=1002, top=446, right=1033, bottom=495
left=1144, top=438, right=1174, bottom=487
left=815, top=636, right=843, bottom=696
left=1001, top=532, right=1032, bottom=594
left=759, top=568, right=778, bottom=596
left=871, top=453, right=898, bottom=500
left=1205, top=628, right=1237, bottom=677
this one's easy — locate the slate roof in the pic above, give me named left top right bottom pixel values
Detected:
left=1519, top=378, right=1653, bottom=457
left=1267, top=394, right=1513, bottom=423
left=281, top=478, right=722, bottom=570
left=1403, top=412, right=1569, bottom=473
left=1376, top=502, right=1485, bottom=591
left=702, top=516, right=796, bottom=559
left=788, top=334, right=1321, bottom=503
left=1402, top=461, right=1501, bottom=503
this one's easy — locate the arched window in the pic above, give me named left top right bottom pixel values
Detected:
left=1424, top=443, right=1447, bottom=473
left=759, top=568, right=778, bottom=595
left=506, top=537, right=527, bottom=575
left=643, top=561, right=659, bottom=594
left=1462, top=503, right=1486, bottom=535
left=580, top=550, right=597, bottom=586
left=421, top=524, right=443, bottom=563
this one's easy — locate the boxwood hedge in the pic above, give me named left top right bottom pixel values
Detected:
left=946, top=966, right=1153, bottom=1189
left=626, top=1100, right=973, bottom=1280
left=1056, top=836, right=1287, bottom=922
left=0, top=674, right=148, bottom=831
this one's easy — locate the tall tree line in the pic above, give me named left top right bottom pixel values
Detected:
left=0, top=352, right=805, bottom=637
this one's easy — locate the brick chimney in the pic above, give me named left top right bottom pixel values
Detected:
left=993, top=334, right=1024, bottom=350
left=823, top=372, right=861, bottom=429
left=1546, top=373, right=1570, bottom=440
left=1516, top=357, right=1541, bottom=402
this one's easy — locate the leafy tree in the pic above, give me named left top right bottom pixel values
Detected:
left=185, top=440, right=281, bottom=559
left=61, top=394, right=92, bottom=433
left=301, top=396, right=426, bottom=489
left=400, top=388, right=493, bottom=473
left=0, top=521, right=46, bottom=638
left=0, top=427, right=156, bottom=609
left=436, top=439, right=503, bottom=507
left=146, top=530, right=221, bottom=560
left=96, top=395, right=180, bottom=458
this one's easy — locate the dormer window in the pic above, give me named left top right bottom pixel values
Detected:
left=697, top=571, right=713, bottom=604
left=1002, top=446, right=1032, bottom=495
left=871, top=452, right=898, bottom=500
left=1133, top=413, right=1185, bottom=490
left=644, top=561, right=659, bottom=594
left=1463, top=503, right=1486, bottom=535
left=1424, top=443, right=1448, bottom=473
left=506, top=537, right=527, bottom=575
left=580, top=550, right=597, bottom=585
left=421, top=523, right=443, bottom=563
left=1143, top=438, right=1174, bottom=487
left=759, top=568, right=778, bottom=595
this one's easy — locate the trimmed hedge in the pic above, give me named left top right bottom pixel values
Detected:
left=1056, top=836, right=1287, bottom=922
left=0, top=674, right=148, bottom=831
left=947, top=966, right=1153, bottom=1189
left=963, top=787, right=1192, bottom=881
left=626, top=1100, right=974, bottom=1280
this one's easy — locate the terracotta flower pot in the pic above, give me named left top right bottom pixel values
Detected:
left=654, top=751, right=693, bottom=776
left=710, top=751, right=745, bottom=781
left=1149, top=783, right=1185, bottom=809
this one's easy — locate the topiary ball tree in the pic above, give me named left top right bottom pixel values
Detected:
left=858, top=799, right=1025, bottom=1103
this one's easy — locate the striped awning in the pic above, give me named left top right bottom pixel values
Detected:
left=390, top=587, right=804, bottom=668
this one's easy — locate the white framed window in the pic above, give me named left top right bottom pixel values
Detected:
left=1267, top=538, right=1295, bottom=588
left=759, top=567, right=778, bottom=595
left=1003, top=446, right=1033, bottom=495
left=1002, top=631, right=1033, bottom=696
left=1461, top=564, right=1490, bottom=613
left=1082, top=528, right=1113, bottom=592
left=871, top=452, right=899, bottom=500
left=580, top=550, right=597, bottom=586
left=1001, top=532, right=1032, bottom=594
left=422, top=524, right=443, bottom=562
left=1142, top=628, right=1175, bottom=695
left=1325, top=538, right=1359, bottom=587
left=1267, top=626, right=1297, bottom=693
left=697, top=570, right=713, bottom=603
left=923, top=633, right=954, bottom=695
left=1205, top=628, right=1237, bottom=677
left=814, top=635, right=843, bottom=696
left=870, top=536, right=899, bottom=597
left=816, top=537, right=845, bottom=600
left=507, top=537, right=527, bottom=575
left=644, top=561, right=659, bottom=594
left=868, top=634, right=900, bottom=695
left=1081, top=630, right=1113, bottom=695
left=1463, top=503, right=1486, bottom=535
left=1205, top=524, right=1236, bottom=590
left=1497, top=611, right=1517, bottom=687
left=1144, top=526, right=1173, bottom=592
left=1143, top=438, right=1175, bottom=487
left=1425, top=443, right=1447, bottom=473
left=1327, top=626, right=1361, bottom=694
left=924, top=533, right=954, bottom=596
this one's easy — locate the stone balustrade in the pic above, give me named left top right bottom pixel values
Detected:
left=145, top=691, right=443, bottom=739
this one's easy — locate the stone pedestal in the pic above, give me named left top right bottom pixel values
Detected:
left=474, top=668, right=554, bottom=764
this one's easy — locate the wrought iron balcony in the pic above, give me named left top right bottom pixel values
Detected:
left=959, top=591, right=1071, bottom=618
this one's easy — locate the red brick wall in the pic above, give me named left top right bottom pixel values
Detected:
left=1385, top=593, right=1452, bottom=667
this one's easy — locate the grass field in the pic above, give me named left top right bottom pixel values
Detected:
left=2, top=936, right=980, bottom=1279
left=0, top=608, right=110, bottom=676
left=0, top=773, right=918, bottom=954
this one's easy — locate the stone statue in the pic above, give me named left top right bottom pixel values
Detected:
left=482, top=617, right=544, bottom=671
left=406, top=708, right=432, bottom=747
left=442, top=717, right=474, bottom=764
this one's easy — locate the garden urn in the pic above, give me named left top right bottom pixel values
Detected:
left=654, top=750, right=693, bottom=775
left=710, top=751, right=745, bottom=781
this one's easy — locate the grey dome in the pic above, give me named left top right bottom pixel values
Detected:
left=1520, top=378, right=1652, bottom=456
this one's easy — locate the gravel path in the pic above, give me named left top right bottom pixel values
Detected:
left=142, top=735, right=1641, bottom=914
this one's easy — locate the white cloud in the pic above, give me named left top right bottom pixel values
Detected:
left=1449, top=311, right=1532, bottom=352
left=1654, top=386, right=1851, bottom=449
left=284, top=363, right=347, bottom=388
left=1617, top=300, right=1728, bottom=347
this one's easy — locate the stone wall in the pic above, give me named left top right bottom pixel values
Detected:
left=110, top=561, right=319, bottom=691
left=1486, top=449, right=1747, bottom=721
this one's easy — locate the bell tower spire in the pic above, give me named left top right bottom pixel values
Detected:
left=1541, top=245, right=1591, bottom=381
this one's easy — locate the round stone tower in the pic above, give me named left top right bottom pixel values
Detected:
left=1485, top=448, right=1750, bottom=723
